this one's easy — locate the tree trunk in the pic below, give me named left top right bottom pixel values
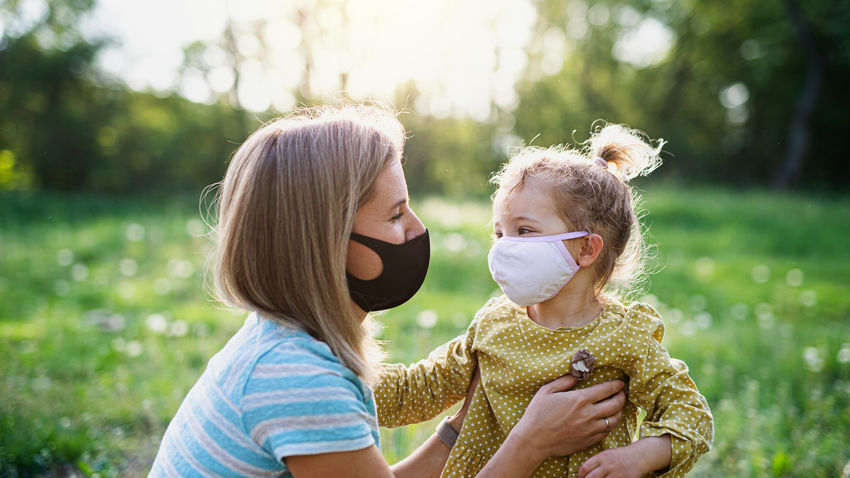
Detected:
left=773, top=0, right=825, bottom=189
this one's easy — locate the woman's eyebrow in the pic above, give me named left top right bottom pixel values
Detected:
left=387, top=198, right=407, bottom=212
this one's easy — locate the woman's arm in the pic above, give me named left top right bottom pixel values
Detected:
left=289, top=373, right=477, bottom=478
left=287, top=375, right=626, bottom=478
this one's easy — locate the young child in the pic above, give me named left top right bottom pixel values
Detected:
left=375, top=124, right=713, bottom=477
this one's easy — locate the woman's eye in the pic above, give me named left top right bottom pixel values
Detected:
left=390, top=212, right=404, bottom=221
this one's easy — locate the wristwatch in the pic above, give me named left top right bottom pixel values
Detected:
left=436, top=417, right=459, bottom=449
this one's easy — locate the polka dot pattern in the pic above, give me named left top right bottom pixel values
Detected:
left=375, top=296, right=713, bottom=477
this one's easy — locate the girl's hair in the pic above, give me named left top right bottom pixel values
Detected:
left=211, top=104, right=404, bottom=384
left=491, top=122, right=663, bottom=300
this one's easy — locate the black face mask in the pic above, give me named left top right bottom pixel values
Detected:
left=346, top=230, right=430, bottom=312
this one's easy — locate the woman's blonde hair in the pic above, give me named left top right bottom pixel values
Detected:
left=211, top=104, right=404, bottom=383
left=491, top=122, right=663, bottom=300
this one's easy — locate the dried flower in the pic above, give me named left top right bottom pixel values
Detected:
left=571, top=349, right=596, bottom=380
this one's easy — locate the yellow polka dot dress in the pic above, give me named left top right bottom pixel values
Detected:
left=375, top=296, right=713, bottom=477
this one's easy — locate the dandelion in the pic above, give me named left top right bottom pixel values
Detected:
left=125, top=223, right=145, bottom=241
left=755, top=303, right=774, bottom=329
left=785, top=268, right=804, bottom=287
left=695, top=312, right=712, bottom=330
left=193, top=322, right=211, bottom=337
left=800, top=290, right=817, bottom=307
left=730, top=303, right=748, bottom=320
left=838, top=343, right=850, bottom=364
left=119, top=258, right=138, bottom=277
left=803, top=347, right=823, bottom=372
left=442, top=233, right=468, bottom=254
left=57, top=249, right=74, bottom=266
left=125, top=340, right=143, bottom=357
left=71, top=263, right=89, bottom=281
left=689, top=295, right=707, bottom=311
left=118, top=281, right=135, bottom=299
left=695, top=257, right=714, bottom=276
left=751, top=264, right=769, bottom=283
left=153, top=278, right=171, bottom=295
left=168, top=259, right=194, bottom=278
left=145, top=314, right=168, bottom=334
left=667, top=308, right=683, bottom=324
left=112, top=338, right=126, bottom=351
left=416, top=309, right=438, bottom=329
left=187, top=218, right=206, bottom=237
left=168, top=320, right=189, bottom=337
left=104, top=314, right=126, bottom=332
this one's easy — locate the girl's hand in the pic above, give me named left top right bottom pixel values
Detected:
left=577, top=436, right=672, bottom=478
left=576, top=447, right=639, bottom=478
left=512, top=375, right=626, bottom=461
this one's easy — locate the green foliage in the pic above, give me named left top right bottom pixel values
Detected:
left=1, top=187, right=848, bottom=476
left=3, top=0, right=850, bottom=195
left=515, top=0, right=850, bottom=188
left=0, top=31, right=256, bottom=193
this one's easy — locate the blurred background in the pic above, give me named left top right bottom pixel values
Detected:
left=1, top=0, right=848, bottom=476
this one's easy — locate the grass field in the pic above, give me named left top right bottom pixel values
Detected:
left=1, top=186, right=849, bottom=477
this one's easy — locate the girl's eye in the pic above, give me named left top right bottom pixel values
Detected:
left=493, top=231, right=503, bottom=238
left=518, top=227, right=532, bottom=235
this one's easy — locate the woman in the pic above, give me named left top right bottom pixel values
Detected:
left=149, top=104, right=625, bottom=477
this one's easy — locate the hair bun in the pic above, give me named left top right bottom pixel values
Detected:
left=588, top=123, right=664, bottom=181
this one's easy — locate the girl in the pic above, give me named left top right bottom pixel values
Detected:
left=375, top=124, right=714, bottom=477
left=148, top=105, right=627, bottom=478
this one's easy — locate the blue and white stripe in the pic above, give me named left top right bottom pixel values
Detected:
left=149, top=314, right=379, bottom=477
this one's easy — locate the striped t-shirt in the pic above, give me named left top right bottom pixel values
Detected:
left=149, top=313, right=379, bottom=477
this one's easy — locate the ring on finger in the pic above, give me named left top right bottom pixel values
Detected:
left=603, top=416, right=610, bottom=433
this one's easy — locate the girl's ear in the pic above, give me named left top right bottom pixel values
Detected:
left=577, top=233, right=604, bottom=267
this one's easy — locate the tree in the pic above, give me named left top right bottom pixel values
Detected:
left=513, top=0, right=850, bottom=188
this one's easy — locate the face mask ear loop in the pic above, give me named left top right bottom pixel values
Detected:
left=553, top=231, right=589, bottom=267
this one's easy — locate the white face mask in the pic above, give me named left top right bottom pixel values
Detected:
left=487, top=231, right=590, bottom=306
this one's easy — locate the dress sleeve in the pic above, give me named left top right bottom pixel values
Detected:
left=621, top=303, right=714, bottom=477
left=241, top=352, right=376, bottom=463
left=373, top=316, right=479, bottom=428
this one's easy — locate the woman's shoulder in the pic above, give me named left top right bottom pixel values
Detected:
left=252, top=316, right=362, bottom=384
left=212, top=314, right=364, bottom=401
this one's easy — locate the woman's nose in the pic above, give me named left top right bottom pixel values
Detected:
left=405, top=208, right=426, bottom=241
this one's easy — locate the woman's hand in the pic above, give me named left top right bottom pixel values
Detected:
left=512, top=375, right=626, bottom=461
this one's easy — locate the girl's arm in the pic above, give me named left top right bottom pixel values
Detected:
left=588, top=304, right=713, bottom=477
left=288, top=375, right=627, bottom=478
left=375, top=324, right=478, bottom=427
left=576, top=436, right=671, bottom=478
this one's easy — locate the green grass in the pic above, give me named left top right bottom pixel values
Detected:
left=1, top=187, right=849, bottom=477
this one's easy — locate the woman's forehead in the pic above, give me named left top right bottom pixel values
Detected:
left=365, top=160, right=408, bottom=211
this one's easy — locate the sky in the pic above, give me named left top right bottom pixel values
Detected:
left=85, top=0, right=539, bottom=119
left=3, top=0, right=675, bottom=118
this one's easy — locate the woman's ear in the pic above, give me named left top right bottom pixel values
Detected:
left=577, top=233, right=604, bottom=267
